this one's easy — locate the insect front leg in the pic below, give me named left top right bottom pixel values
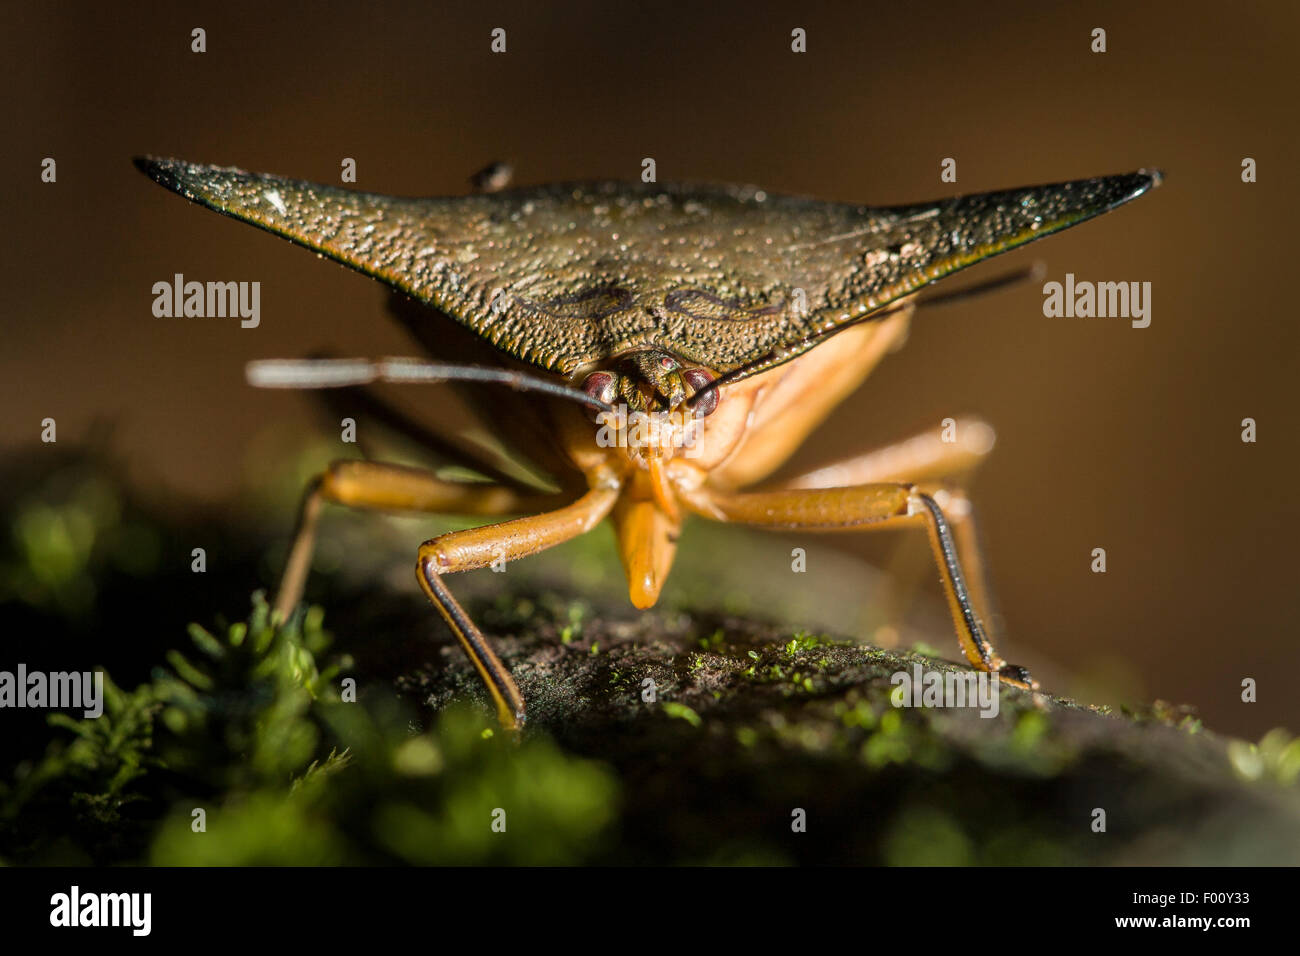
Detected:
left=417, top=484, right=621, bottom=729
left=274, top=459, right=571, bottom=620
left=680, top=481, right=1035, bottom=688
left=778, top=417, right=1001, bottom=647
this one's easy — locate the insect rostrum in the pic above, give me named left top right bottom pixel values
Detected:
left=136, top=157, right=1160, bottom=729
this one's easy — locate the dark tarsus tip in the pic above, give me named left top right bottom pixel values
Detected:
left=999, top=663, right=1034, bottom=684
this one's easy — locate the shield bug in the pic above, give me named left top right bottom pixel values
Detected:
left=135, top=156, right=1161, bottom=729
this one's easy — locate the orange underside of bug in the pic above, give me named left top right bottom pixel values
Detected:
left=556, top=311, right=915, bottom=610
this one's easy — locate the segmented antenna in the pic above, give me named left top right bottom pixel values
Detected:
left=246, top=357, right=615, bottom=413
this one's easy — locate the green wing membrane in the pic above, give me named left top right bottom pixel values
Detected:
left=135, top=157, right=1160, bottom=376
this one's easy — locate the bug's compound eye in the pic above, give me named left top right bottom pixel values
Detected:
left=658, top=355, right=678, bottom=372
left=682, top=368, right=719, bottom=417
left=580, top=371, right=618, bottom=420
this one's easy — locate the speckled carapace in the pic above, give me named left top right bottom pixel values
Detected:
left=135, top=158, right=1159, bottom=385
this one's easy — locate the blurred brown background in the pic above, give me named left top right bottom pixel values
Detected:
left=3, top=0, right=1296, bottom=736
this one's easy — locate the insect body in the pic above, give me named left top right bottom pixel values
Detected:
left=136, top=157, right=1161, bottom=728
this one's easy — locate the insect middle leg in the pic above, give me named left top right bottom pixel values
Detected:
left=680, top=479, right=1034, bottom=687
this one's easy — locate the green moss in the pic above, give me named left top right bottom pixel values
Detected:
left=2, top=593, right=618, bottom=865
left=835, top=696, right=878, bottom=730
left=661, top=702, right=702, bottom=728
left=883, top=807, right=974, bottom=866
left=785, top=631, right=828, bottom=655
left=698, top=628, right=725, bottom=650
left=1, top=466, right=160, bottom=618
left=1012, top=710, right=1049, bottom=752
left=1228, top=729, right=1300, bottom=786
left=10, top=674, right=160, bottom=843
left=1122, top=699, right=1203, bottom=734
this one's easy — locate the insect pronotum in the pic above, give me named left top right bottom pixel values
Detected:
left=136, top=157, right=1161, bottom=729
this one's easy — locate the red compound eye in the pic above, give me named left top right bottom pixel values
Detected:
left=682, top=368, right=719, bottom=417
left=580, top=371, right=618, bottom=420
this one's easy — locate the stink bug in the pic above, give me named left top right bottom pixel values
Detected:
left=135, top=157, right=1161, bottom=729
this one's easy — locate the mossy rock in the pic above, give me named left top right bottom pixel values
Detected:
left=4, top=448, right=1297, bottom=866
left=374, top=585, right=1300, bottom=866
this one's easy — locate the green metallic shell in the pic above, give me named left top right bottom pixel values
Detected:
left=135, top=158, right=1160, bottom=376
